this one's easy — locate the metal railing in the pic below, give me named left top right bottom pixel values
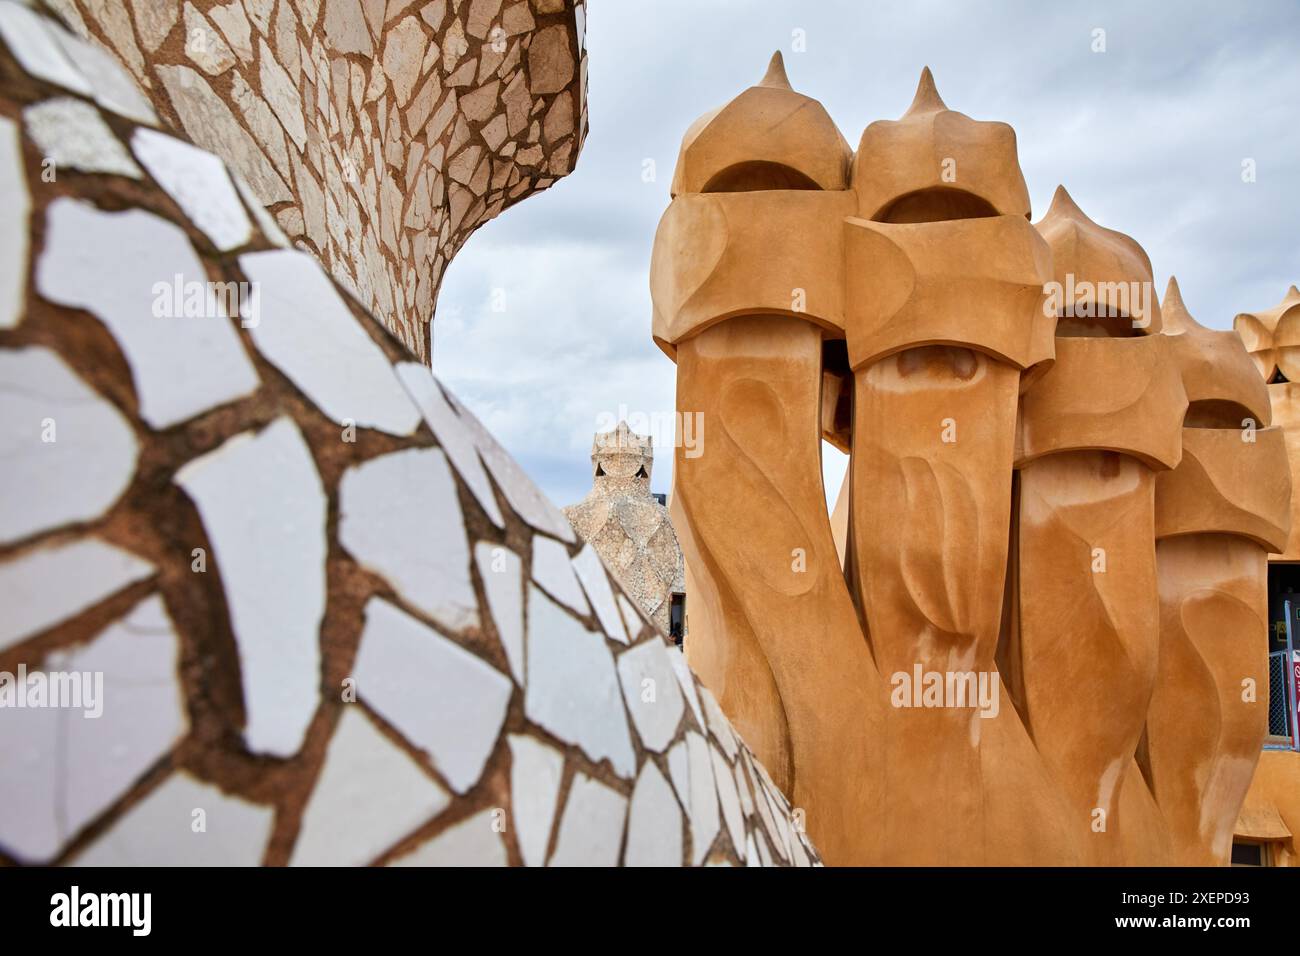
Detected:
left=1264, top=599, right=1300, bottom=751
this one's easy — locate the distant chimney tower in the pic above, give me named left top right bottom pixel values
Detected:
left=564, top=421, right=686, bottom=644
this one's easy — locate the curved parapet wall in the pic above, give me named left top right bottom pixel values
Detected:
left=31, top=0, right=589, bottom=362
left=0, top=0, right=813, bottom=867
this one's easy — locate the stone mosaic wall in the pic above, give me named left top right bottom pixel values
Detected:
left=33, top=0, right=588, bottom=361
left=0, top=0, right=817, bottom=866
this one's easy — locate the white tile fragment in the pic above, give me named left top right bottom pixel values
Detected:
left=389, top=809, right=507, bottom=866
left=0, top=536, right=153, bottom=653
left=24, top=98, right=140, bottom=177
left=132, top=129, right=252, bottom=251
left=0, top=684, right=58, bottom=860
left=73, top=772, right=274, bottom=865
left=709, top=743, right=745, bottom=860
left=474, top=542, right=524, bottom=684
left=183, top=2, right=236, bottom=75
left=239, top=250, right=420, bottom=436
left=65, top=596, right=187, bottom=844
left=0, top=594, right=186, bottom=862
left=667, top=646, right=705, bottom=730
left=0, top=346, right=138, bottom=546
left=791, top=829, right=811, bottom=867
left=339, top=447, right=479, bottom=633
left=175, top=417, right=324, bottom=757
left=394, top=362, right=504, bottom=527
left=156, top=64, right=291, bottom=204
left=530, top=535, right=588, bottom=616
left=747, top=756, right=783, bottom=860
left=764, top=782, right=794, bottom=861
left=666, top=738, right=690, bottom=813
left=507, top=734, right=564, bottom=868
left=524, top=585, right=635, bottom=776
left=685, top=731, right=720, bottom=865
left=732, top=756, right=755, bottom=818
left=354, top=597, right=509, bottom=794
left=231, top=171, right=289, bottom=247
left=48, top=26, right=158, bottom=124
left=289, top=708, right=450, bottom=866
left=549, top=773, right=627, bottom=867
left=571, top=543, right=627, bottom=643
left=37, top=199, right=260, bottom=428
left=0, top=2, right=91, bottom=95
left=443, top=389, right=575, bottom=542
left=624, top=760, right=682, bottom=867
left=616, top=592, right=643, bottom=639
left=699, top=685, right=740, bottom=760
left=0, top=116, right=29, bottom=330
left=616, top=638, right=685, bottom=753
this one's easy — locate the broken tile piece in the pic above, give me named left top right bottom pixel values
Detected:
left=524, top=585, right=635, bottom=776
left=507, top=732, right=564, bottom=867
left=239, top=250, right=420, bottom=436
left=209, top=0, right=254, bottom=61
left=381, top=14, right=426, bottom=106
left=0, top=347, right=137, bottom=546
left=443, top=389, right=575, bottom=541
left=183, top=2, right=237, bottom=74
left=244, top=0, right=275, bottom=34
left=389, top=808, right=507, bottom=866
left=616, top=637, right=685, bottom=753
left=157, top=65, right=291, bottom=204
left=530, top=535, right=588, bottom=616
left=48, top=27, right=158, bottom=124
left=667, top=645, right=705, bottom=729
left=130, top=0, right=180, bottom=52
left=175, top=417, right=325, bottom=758
left=571, top=544, right=627, bottom=643
left=666, top=737, right=690, bottom=813
left=24, top=98, right=141, bottom=178
left=394, top=362, right=504, bottom=527
left=289, top=708, right=450, bottom=865
left=0, top=595, right=186, bottom=862
left=354, top=597, right=508, bottom=792
left=699, top=684, right=740, bottom=760
left=549, top=772, right=626, bottom=867
left=37, top=199, right=260, bottom=428
left=80, top=0, right=147, bottom=83
left=323, top=0, right=373, bottom=55
left=0, top=117, right=28, bottom=330
left=73, top=773, right=274, bottom=866
left=474, top=542, right=524, bottom=684
left=709, top=743, right=745, bottom=860
left=131, top=129, right=253, bottom=252
left=624, top=760, right=682, bottom=866
left=685, top=730, right=721, bottom=865
left=526, top=22, right=572, bottom=94
left=340, top=448, right=479, bottom=633
left=0, top=537, right=154, bottom=653
left=617, top=592, right=645, bottom=639
left=0, top=2, right=91, bottom=96
left=258, top=38, right=306, bottom=150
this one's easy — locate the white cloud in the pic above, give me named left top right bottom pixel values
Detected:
left=435, top=0, right=1300, bottom=507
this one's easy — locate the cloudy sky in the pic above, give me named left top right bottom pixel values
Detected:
left=433, top=0, right=1300, bottom=509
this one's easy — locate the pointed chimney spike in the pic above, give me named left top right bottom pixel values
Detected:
left=759, top=50, right=792, bottom=90
left=1043, top=184, right=1090, bottom=224
left=904, top=65, right=948, bottom=115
